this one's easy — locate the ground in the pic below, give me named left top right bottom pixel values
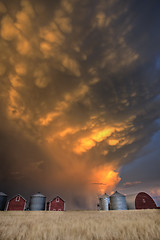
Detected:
left=0, top=210, right=160, bottom=240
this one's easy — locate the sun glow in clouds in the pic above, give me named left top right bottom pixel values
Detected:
left=74, top=127, right=116, bottom=154
left=91, top=165, right=121, bottom=194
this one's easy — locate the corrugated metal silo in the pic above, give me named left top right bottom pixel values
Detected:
left=0, top=192, right=7, bottom=211
left=98, top=193, right=110, bottom=210
left=29, top=192, right=46, bottom=211
left=110, top=191, right=127, bottom=210
left=126, top=192, right=157, bottom=210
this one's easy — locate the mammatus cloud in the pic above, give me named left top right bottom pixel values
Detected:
left=0, top=0, right=160, bottom=209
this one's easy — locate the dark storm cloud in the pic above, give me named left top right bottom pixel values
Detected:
left=0, top=0, right=160, bottom=209
left=0, top=116, right=61, bottom=196
left=120, top=129, right=160, bottom=183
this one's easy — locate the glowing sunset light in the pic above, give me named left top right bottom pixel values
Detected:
left=92, top=128, right=115, bottom=142
left=108, top=138, right=119, bottom=146
left=74, top=127, right=116, bottom=154
left=37, top=112, right=60, bottom=126
left=91, top=165, right=121, bottom=194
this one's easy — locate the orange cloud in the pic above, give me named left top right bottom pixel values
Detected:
left=60, top=54, right=81, bottom=77
left=16, top=36, right=31, bottom=55
left=9, top=74, right=23, bottom=88
left=108, top=138, right=119, bottom=146
left=40, top=24, right=64, bottom=45
left=61, top=0, right=73, bottom=14
left=40, top=41, right=53, bottom=58
left=91, top=165, right=121, bottom=194
left=1, top=15, right=19, bottom=41
left=59, top=127, right=79, bottom=137
left=40, top=29, right=61, bottom=44
left=0, top=2, right=7, bottom=14
left=15, top=63, right=27, bottom=76
left=37, top=112, right=60, bottom=126
left=73, top=127, right=117, bottom=154
left=0, top=63, right=6, bottom=76
left=123, top=181, right=142, bottom=187
left=54, top=8, right=72, bottom=34
left=8, top=88, right=22, bottom=119
left=150, top=187, right=160, bottom=196
left=34, top=65, right=51, bottom=88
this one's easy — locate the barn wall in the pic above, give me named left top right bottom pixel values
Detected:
left=135, top=192, right=157, bottom=209
left=126, top=192, right=157, bottom=210
left=50, top=199, right=64, bottom=211
left=7, top=197, right=26, bottom=211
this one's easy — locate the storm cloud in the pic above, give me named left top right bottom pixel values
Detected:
left=0, top=0, right=160, bottom=209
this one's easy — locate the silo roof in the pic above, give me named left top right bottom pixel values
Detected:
left=31, top=192, right=45, bottom=197
left=0, top=192, right=7, bottom=196
left=110, top=191, right=125, bottom=197
left=100, top=193, right=109, bottom=198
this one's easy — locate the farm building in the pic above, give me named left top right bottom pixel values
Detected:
left=126, top=192, right=157, bottom=210
left=97, top=191, right=158, bottom=211
left=110, top=191, right=127, bottom=210
left=29, top=192, right=46, bottom=211
left=97, top=193, right=110, bottom=210
left=97, top=191, right=127, bottom=211
left=6, top=194, right=26, bottom=211
left=0, top=192, right=7, bottom=211
left=47, top=196, right=65, bottom=211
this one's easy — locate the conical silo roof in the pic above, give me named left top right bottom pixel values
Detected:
left=0, top=192, right=7, bottom=196
left=100, top=193, right=109, bottom=198
left=31, top=192, right=45, bottom=197
left=110, top=191, right=127, bottom=210
left=110, top=191, right=125, bottom=197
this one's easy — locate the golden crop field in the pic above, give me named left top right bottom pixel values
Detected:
left=0, top=210, right=160, bottom=240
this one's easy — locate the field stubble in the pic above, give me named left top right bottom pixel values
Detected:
left=0, top=209, right=160, bottom=240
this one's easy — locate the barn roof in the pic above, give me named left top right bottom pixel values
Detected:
left=8, top=194, right=27, bottom=202
left=48, top=195, right=65, bottom=203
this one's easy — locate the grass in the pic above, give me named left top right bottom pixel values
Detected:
left=0, top=210, right=160, bottom=240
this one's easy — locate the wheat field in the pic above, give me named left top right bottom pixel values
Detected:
left=0, top=210, right=160, bottom=240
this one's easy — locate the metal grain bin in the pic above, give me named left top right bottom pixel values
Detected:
left=98, top=193, right=110, bottom=210
left=110, top=191, right=127, bottom=210
left=29, top=192, right=46, bottom=211
left=0, top=192, right=7, bottom=211
left=126, top=192, right=157, bottom=210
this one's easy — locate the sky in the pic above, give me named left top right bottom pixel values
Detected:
left=0, top=0, right=160, bottom=209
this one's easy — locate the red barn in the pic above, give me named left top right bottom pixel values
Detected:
left=47, top=196, right=65, bottom=211
left=6, top=194, right=26, bottom=211
left=126, top=192, right=157, bottom=210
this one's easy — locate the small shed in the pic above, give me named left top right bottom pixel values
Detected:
left=47, top=196, right=65, bottom=211
left=6, top=194, right=26, bottom=211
